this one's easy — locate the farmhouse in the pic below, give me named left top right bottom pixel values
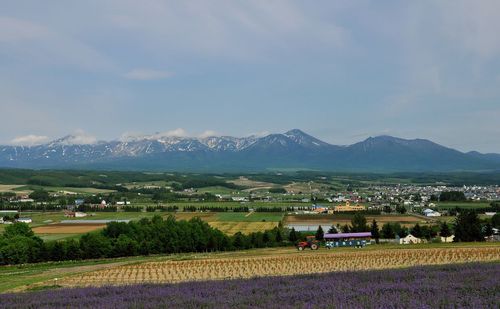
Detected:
left=400, top=234, right=422, bottom=244
left=423, top=208, right=441, bottom=217
left=441, top=235, right=455, bottom=243
left=65, top=211, right=87, bottom=218
left=231, top=197, right=248, bottom=202
left=16, top=218, right=32, bottom=224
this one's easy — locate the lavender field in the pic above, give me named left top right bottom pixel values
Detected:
left=1, top=262, right=499, bottom=309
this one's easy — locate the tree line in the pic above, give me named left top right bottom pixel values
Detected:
left=0, top=216, right=289, bottom=265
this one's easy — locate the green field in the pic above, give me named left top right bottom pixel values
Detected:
left=436, top=202, right=492, bottom=210
left=215, top=212, right=284, bottom=222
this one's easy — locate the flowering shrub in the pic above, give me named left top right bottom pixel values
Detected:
left=1, top=262, right=498, bottom=308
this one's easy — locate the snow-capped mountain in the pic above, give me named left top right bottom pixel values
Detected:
left=0, top=129, right=498, bottom=172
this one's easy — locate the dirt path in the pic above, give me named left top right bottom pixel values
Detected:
left=244, top=210, right=255, bottom=217
left=7, top=260, right=136, bottom=293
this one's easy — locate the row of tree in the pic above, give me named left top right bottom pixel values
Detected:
left=0, top=216, right=289, bottom=265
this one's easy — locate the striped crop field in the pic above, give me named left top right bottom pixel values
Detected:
left=54, top=246, right=500, bottom=288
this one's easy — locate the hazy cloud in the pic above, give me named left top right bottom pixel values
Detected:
left=10, top=134, right=49, bottom=146
left=198, top=130, right=218, bottom=138
left=0, top=16, right=113, bottom=71
left=124, top=69, right=174, bottom=80
left=60, top=130, right=97, bottom=145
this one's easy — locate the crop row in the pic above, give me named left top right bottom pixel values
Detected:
left=58, top=247, right=500, bottom=287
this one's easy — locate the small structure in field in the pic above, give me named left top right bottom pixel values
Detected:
left=400, top=234, right=422, bottom=244
left=324, top=232, right=372, bottom=248
left=440, top=235, right=455, bottom=243
left=331, top=201, right=366, bottom=212
left=65, top=211, right=87, bottom=218
left=16, top=218, right=32, bottom=224
left=423, top=208, right=441, bottom=217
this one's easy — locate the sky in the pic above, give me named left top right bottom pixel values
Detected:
left=1, top=1, right=500, bottom=153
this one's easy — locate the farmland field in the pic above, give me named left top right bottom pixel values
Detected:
left=52, top=246, right=500, bottom=288
left=208, top=221, right=278, bottom=235
left=214, top=212, right=283, bottom=222
left=285, top=214, right=427, bottom=227
left=32, top=224, right=106, bottom=234
left=436, top=201, right=492, bottom=210
left=2, top=262, right=498, bottom=308
left=12, top=211, right=284, bottom=237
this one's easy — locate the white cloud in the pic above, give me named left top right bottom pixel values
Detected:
left=10, top=134, right=49, bottom=146
left=0, top=17, right=113, bottom=71
left=0, top=17, right=50, bottom=42
left=106, top=1, right=347, bottom=60
left=247, top=131, right=270, bottom=138
left=436, top=1, right=500, bottom=59
left=198, top=130, right=218, bottom=138
left=124, top=69, right=174, bottom=80
left=154, top=128, right=188, bottom=138
left=62, top=130, right=97, bottom=145
left=121, top=128, right=189, bottom=141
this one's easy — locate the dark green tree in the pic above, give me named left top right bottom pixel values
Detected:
left=440, top=222, right=452, bottom=238
left=395, top=205, right=407, bottom=214
left=381, top=223, right=395, bottom=239
left=29, top=189, right=50, bottom=202
left=370, top=219, right=380, bottom=243
left=80, top=233, right=113, bottom=259
left=288, top=228, right=298, bottom=242
left=411, top=224, right=422, bottom=238
left=439, top=191, right=466, bottom=202
left=484, top=223, right=493, bottom=237
left=491, top=213, right=500, bottom=228
left=4, top=223, right=35, bottom=238
left=327, top=225, right=337, bottom=234
left=351, top=213, right=368, bottom=232
left=315, top=225, right=324, bottom=241
left=454, top=210, right=483, bottom=242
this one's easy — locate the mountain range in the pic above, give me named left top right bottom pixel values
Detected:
left=1, top=129, right=499, bottom=172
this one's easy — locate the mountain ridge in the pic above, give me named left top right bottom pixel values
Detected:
left=0, top=129, right=498, bottom=172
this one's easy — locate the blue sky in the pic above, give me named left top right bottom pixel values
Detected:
left=1, top=1, right=500, bottom=152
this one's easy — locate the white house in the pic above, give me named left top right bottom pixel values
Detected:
left=116, top=201, right=131, bottom=205
left=16, top=218, right=32, bottom=224
left=440, top=235, right=455, bottom=243
left=231, top=197, right=248, bottom=202
left=75, top=212, right=87, bottom=218
left=423, top=208, right=441, bottom=217
left=400, top=234, right=422, bottom=244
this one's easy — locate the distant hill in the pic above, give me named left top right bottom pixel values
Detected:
left=0, top=129, right=499, bottom=172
